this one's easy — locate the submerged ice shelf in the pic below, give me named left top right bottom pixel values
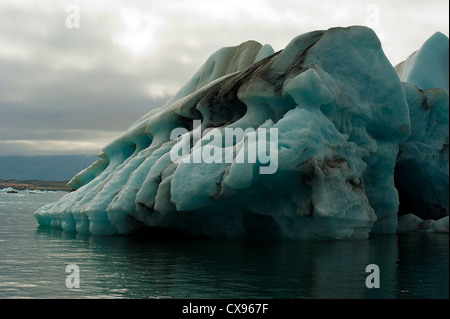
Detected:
left=34, top=26, right=449, bottom=240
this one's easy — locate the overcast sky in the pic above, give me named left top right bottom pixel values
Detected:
left=0, top=0, right=448, bottom=156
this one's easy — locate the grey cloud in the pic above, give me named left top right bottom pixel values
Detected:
left=0, top=2, right=172, bottom=155
left=0, top=0, right=448, bottom=156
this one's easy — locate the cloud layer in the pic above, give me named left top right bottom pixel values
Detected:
left=0, top=0, right=448, bottom=155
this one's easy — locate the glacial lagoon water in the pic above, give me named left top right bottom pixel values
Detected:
left=0, top=191, right=448, bottom=299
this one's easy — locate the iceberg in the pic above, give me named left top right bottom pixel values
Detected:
left=395, top=32, right=449, bottom=92
left=395, top=32, right=449, bottom=221
left=34, top=26, right=447, bottom=240
left=398, top=214, right=449, bottom=233
left=1, top=187, right=19, bottom=193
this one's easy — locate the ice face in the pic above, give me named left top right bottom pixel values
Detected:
left=398, top=214, right=449, bottom=233
left=34, top=26, right=445, bottom=240
left=395, top=32, right=449, bottom=92
left=395, top=32, right=449, bottom=220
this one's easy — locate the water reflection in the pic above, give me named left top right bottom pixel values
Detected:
left=33, top=228, right=449, bottom=299
left=396, top=233, right=449, bottom=298
left=3, top=193, right=447, bottom=299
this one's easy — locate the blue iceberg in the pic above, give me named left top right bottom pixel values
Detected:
left=34, top=26, right=448, bottom=240
left=395, top=32, right=449, bottom=221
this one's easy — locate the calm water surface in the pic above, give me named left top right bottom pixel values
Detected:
left=0, top=191, right=448, bottom=299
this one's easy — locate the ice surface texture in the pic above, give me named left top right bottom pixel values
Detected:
left=395, top=32, right=449, bottom=220
left=34, top=26, right=449, bottom=240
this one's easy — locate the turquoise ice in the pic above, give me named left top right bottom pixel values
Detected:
left=395, top=32, right=449, bottom=221
left=34, top=26, right=448, bottom=239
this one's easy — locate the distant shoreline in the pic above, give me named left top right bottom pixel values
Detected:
left=0, top=179, right=73, bottom=191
